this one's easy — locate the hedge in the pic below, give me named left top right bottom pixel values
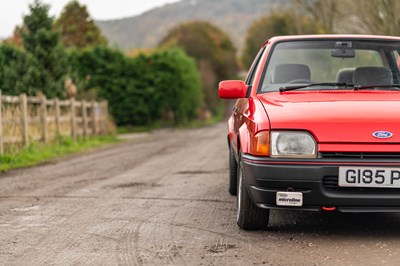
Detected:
left=68, top=46, right=202, bottom=125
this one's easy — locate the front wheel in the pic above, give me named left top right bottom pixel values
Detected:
left=236, top=152, right=270, bottom=230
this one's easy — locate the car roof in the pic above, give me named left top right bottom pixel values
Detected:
left=263, top=34, right=400, bottom=47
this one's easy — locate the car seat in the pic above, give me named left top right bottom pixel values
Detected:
left=353, top=67, right=393, bottom=85
left=336, top=68, right=355, bottom=84
left=270, top=64, right=311, bottom=84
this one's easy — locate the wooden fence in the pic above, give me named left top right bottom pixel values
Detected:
left=0, top=91, right=110, bottom=155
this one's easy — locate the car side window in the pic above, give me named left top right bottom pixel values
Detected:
left=393, top=51, right=400, bottom=70
left=390, top=50, right=400, bottom=83
left=245, top=47, right=265, bottom=86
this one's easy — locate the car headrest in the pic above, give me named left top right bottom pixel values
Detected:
left=271, top=64, right=311, bottom=84
left=353, top=67, right=393, bottom=85
left=336, top=68, right=355, bottom=84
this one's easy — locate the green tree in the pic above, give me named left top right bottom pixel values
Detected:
left=55, top=0, right=108, bottom=49
left=0, top=44, right=40, bottom=95
left=159, top=21, right=239, bottom=115
left=242, top=11, right=323, bottom=69
left=21, top=0, right=67, bottom=98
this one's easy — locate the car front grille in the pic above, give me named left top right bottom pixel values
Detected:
left=320, top=152, right=400, bottom=160
left=323, top=175, right=339, bottom=190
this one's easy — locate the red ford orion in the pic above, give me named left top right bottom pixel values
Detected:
left=219, top=35, right=400, bottom=230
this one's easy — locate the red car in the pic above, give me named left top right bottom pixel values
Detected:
left=219, top=34, right=400, bottom=230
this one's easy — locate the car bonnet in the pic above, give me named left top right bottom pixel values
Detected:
left=258, top=91, right=400, bottom=144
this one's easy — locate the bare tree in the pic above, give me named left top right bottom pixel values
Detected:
left=292, top=0, right=342, bottom=33
left=346, top=0, right=400, bottom=35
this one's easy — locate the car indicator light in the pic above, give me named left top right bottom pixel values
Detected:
left=250, top=131, right=270, bottom=156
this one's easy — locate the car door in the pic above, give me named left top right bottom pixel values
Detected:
left=232, top=47, right=265, bottom=152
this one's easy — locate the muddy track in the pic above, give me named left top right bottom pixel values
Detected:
left=1, top=123, right=400, bottom=265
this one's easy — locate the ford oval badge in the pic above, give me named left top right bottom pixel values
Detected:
left=372, top=131, right=393, bottom=139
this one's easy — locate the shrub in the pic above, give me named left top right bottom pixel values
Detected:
left=68, top=46, right=202, bottom=125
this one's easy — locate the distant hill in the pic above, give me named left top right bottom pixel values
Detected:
left=96, top=0, right=289, bottom=52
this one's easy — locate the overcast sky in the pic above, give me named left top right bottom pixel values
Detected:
left=0, top=0, right=180, bottom=37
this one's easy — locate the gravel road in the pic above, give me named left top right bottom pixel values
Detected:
left=1, top=123, right=400, bottom=265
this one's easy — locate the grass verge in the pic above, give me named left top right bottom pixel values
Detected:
left=0, top=135, right=119, bottom=172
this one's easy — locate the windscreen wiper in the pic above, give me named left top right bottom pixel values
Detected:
left=353, top=84, right=400, bottom=90
left=279, top=82, right=354, bottom=92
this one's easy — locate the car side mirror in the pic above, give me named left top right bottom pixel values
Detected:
left=218, top=80, right=248, bottom=99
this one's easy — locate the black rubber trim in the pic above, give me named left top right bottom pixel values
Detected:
left=242, top=153, right=400, bottom=165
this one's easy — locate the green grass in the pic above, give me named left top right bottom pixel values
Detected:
left=0, top=135, right=119, bottom=172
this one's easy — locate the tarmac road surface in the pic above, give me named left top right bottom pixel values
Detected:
left=1, top=123, right=400, bottom=265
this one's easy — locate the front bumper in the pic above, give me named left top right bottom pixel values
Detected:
left=242, top=154, right=400, bottom=212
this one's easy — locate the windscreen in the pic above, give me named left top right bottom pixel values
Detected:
left=259, top=40, right=400, bottom=92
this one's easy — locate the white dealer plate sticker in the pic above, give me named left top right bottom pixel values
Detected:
left=276, top=192, right=303, bottom=207
left=339, top=166, right=400, bottom=188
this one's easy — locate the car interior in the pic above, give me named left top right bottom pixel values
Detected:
left=270, top=64, right=311, bottom=84
left=270, top=64, right=394, bottom=86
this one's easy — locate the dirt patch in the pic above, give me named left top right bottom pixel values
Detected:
left=175, top=170, right=213, bottom=175
left=111, top=182, right=162, bottom=189
left=205, top=243, right=237, bottom=254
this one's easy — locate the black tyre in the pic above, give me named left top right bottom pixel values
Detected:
left=228, top=144, right=238, bottom=195
left=236, top=152, right=270, bottom=230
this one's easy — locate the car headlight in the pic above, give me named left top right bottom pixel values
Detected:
left=271, top=131, right=317, bottom=158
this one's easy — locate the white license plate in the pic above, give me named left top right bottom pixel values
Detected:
left=338, top=166, right=400, bottom=188
left=276, top=192, right=303, bottom=207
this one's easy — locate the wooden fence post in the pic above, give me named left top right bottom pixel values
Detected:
left=41, top=95, right=48, bottom=143
left=0, top=90, right=3, bottom=155
left=99, top=101, right=105, bottom=134
left=91, top=101, right=97, bottom=135
left=104, top=101, right=109, bottom=119
left=82, top=100, right=88, bottom=137
left=20, top=94, right=29, bottom=147
left=101, top=101, right=109, bottom=134
left=70, top=98, right=76, bottom=140
left=54, top=98, right=61, bottom=137
left=105, top=101, right=109, bottom=134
